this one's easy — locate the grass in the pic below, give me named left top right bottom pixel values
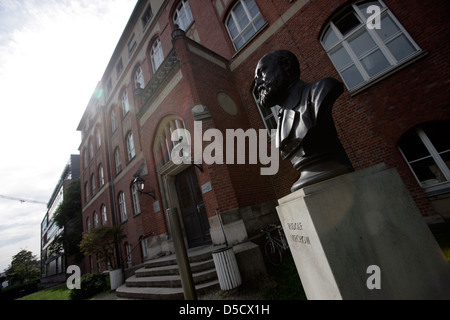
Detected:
left=18, top=284, right=71, bottom=300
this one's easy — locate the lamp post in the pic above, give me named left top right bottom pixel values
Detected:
left=132, top=176, right=197, bottom=300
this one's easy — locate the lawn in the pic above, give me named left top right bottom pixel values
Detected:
left=18, top=284, right=71, bottom=300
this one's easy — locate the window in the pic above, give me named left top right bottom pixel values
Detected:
left=128, top=34, right=137, bottom=53
left=118, top=192, right=127, bottom=222
left=134, top=66, right=145, bottom=89
left=106, top=78, right=112, bottom=96
left=83, top=148, right=88, bottom=168
left=86, top=217, right=91, bottom=231
left=85, top=182, right=90, bottom=202
left=173, top=0, right=194, bottom=31
left=93, top=211, right=99, bottom=228
left=150, top=38, right=164, bottom=72
left=116, top=58, right=123, bottom=76
left=321, top=0, right=422, bottom=92
left=89, top=139, right=94, bottom=159
left=142, top=5, right=153, bottom=28
left=132, top=184, right=141, bottom=215
left=91, top=174, right=96, bottom=195
left=225, top=0, right=265, bottom=51
left=114, top=148, right=122, bottom=174
left=98, top=164, right=105, bottom=187
left=399, top=122, right=450, bottom=196
left=141, top=238, right=148, bottom=259
left=111, top=110, right=117, bottom=133
left=126, top=132, right=136, bottom=161
left=101, top=205, right=107, bottom=226
left=96, top=130, right=101, bottom=149
left=122, top=90, right=130, bottom=117
left=125, top=243, right=132, bottom=266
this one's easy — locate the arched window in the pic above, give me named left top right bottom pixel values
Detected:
left=121, top=90, right=130, bottom=117
left=111, top=109, right=117, bottom=133
left=173, top=0, right=194, bottom=31
left=91, top=174, right=96, bottom=195
left=150, top=38, right=164, bottom=72
left=118, top=192, right=127, bottom=222
left=85, top=182, right=90, bottom=202
left=114, top=147, right=122, bottom=174
left=320, top=0, right=422, bottom=92
left=89, top=138, right=94, bottom=159
left=96, top=129, right=102, bottom=149
left=225, top=0, right=265, bottom=51
left=98, top=164, right=105, bottom=187
left=93, top=211, right=99, bottom=228
left=131, top=183, right=141, bottom=215
left=153, top=116, right=188, bottom=167
left=134, top=65, right=145, bottom=89
left=398, top=122, right=450, bottom=196
left=86, top=216, right=91, bottom=231
left=101, top=204, right=107, bottom=226
left=126, top=132, right=136, bottom=161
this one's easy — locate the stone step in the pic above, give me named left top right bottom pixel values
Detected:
left=116, top=279, right=220, bottom=300
left=135, top=259, right=215, bottom=277
left=143, top=250, right=215, bottom=269
left=126, top=269, right=217, bottom=288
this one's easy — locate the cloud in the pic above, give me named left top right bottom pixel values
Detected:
left=0, top=0, right=137, bottom=272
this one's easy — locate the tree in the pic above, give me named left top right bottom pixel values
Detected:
left=49, top=179, right=83, bottom=263
left=79, top=225, right=126, bottom=270
left=6, top=250, right=40, bottom=284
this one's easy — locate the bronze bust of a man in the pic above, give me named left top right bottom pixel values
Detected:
left=254, top=50, right=352, bottom=191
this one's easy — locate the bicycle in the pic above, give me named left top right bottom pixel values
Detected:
left=261, top=224, right=289, bottom=265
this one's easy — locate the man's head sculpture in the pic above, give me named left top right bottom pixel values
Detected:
left=254, top=50, right=353, bottom=191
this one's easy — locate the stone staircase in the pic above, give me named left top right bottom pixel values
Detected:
left=116, top=245, right=221, bottom=299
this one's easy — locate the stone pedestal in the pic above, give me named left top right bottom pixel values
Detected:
left=277, top=164, right=450, bottom=299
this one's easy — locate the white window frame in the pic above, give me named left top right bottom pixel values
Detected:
left=111, top=110, right=117, bottom=133
left=122, top=90, right=130, bottom=117
left=225, top=0, right=265, bottom=51
left=173, top=0, right=194, bottom=31
left=86, top=217, right=91, bottom=231
left=132, top=184, right=141, bottom=215
left=150, top=38, right=164, bottom=73
left=96, top=130, right=101, bottom=149
left=101, top=205, right=107, bottom=226
left=85, top=182, right=90, bottom=202
left=321, top=0, right=422, bottom=93
left=119, top=192, right=127, bottom=222
left=114, top=148, right=122, bottom=174
left=126, top=132, right=136, bottom=161
left=91, top=174, right=96, bottom=195
left=134, top=66, right=145, bottom=89
left=98, top=164, right=105, bottom=187
left=399, top=125, right=450, bottom=196
left=93, top=211, right=99, bottom=228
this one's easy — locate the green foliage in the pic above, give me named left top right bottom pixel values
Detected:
left=0, top=280, right=39, bottom=300
left=49, top=179, right=84, bottom=262
left=69, top=273, right=108, bottom=300
left=5, top=250, right=40, bottom=285
left=80, top=225, right=126, bottom=270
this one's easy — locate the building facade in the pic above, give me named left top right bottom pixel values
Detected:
left=77, top=0, right=450, bottom=273
left=40, top=154, right=81, bottom=283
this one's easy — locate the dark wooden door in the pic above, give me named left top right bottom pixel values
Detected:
left=175, top=166, right=211, bottom=248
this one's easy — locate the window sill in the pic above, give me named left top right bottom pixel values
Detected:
left=348, top=50, right=428, bottom=97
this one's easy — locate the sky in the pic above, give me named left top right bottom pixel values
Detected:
left=0, top=0, right=137, bottom=273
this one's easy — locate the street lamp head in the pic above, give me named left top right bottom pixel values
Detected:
left=133, top=176, right=156, bottom=200
left=134, top=176, right=145, bottom=193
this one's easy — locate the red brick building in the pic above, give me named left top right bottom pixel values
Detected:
left=77, top=0, right=449, bottom=273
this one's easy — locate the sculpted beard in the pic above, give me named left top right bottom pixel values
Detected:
left=256, top=71, right=286, bottom=110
